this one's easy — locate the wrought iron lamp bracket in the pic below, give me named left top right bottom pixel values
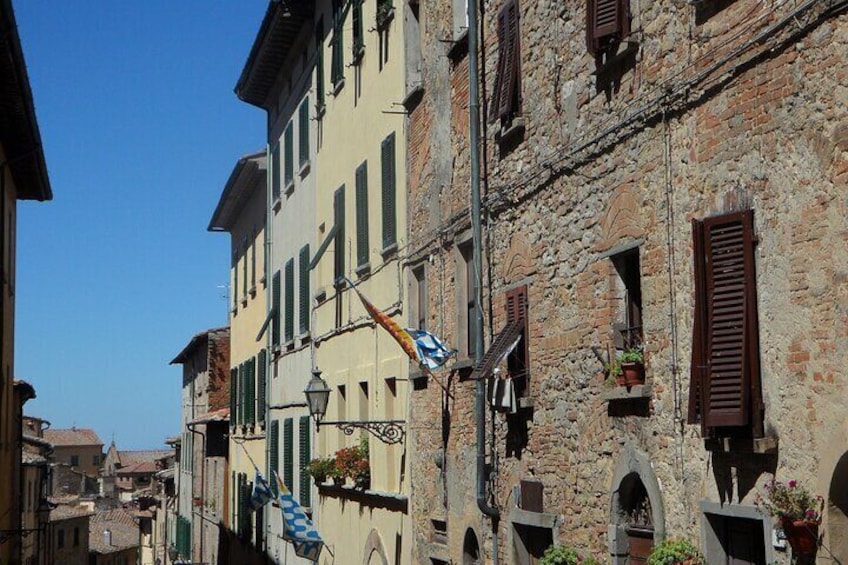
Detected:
left=317, top=420, right=406, bottom=445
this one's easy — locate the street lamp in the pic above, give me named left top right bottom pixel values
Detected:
left=303, top=368, right=406, bottom=445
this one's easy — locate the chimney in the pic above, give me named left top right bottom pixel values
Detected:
left=104, top=528, right=112, bottom=546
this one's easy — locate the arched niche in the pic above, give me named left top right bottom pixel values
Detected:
left=608, top=445, right=666, bottom=565
left=462, top=528, right=481, bottom=565
left=828, top=451, right=848, bottom=563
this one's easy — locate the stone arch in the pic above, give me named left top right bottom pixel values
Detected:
left=596, top=182, right=644, bottom=253
left=462, top=528, right=481, bottom=565
left=362, top=528, right=388, bottom=565
left=828, top=451, right=848, bottom=562
left=608, top=444, right=666, bottom=565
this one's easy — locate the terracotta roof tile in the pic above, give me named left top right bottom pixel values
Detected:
left=44, top=427, right=103, bottom=447
left=89, top=509, right=139, bottom=554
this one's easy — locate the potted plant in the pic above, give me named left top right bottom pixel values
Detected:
left=306, top=457, right=336, bottom=485
left=757, top=478, right=823, bottom=560
left=539, top=546, right=579, bottom=565
left=604, top=358, right=625, bottom=387
left=646, top=539, right=704, bottom=565
left=618, top=346, right=645, bottom=387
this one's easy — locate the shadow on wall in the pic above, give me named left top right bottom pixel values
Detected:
left=711, top=450, right=777, bottom=505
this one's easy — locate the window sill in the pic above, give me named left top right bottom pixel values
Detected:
left=402, top=84, right=425, bottom=111
left=591, top=40, right=640, bottom=77
left=376, top=8, right=395, bottom=31
left=298, top=331, right=311, bottom=345
left=299, top=160, right=311, bottom=178
left=332, top=78, right=345, bottom=97
left=284, top=180, right=295, bottom=197
left=355, top=262, right=372, bottom=278
left=496, top=117, right=526, bottom=145
left=316, top=104, right=326, bottom=120
left=447, top=29, right=468, bottom=61
left=272, top=197, right=282, bottom=213
left=317, top=483, right=407, bottom=512
left=333, top=277, right=348, bottom=292
left=703, top=435, right=778, bottom=454
left=241, top=297, right=248, bottom=307
left=381, top=243, right=398, bottom=260
left=352, top=46, right=365, bottom=65
left=602, top=383, right=652, bottom=402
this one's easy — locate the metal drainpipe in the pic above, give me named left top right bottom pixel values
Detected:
left=186, top=422, right=206, bottom=563
left=469, top=0, right=501, bottom=562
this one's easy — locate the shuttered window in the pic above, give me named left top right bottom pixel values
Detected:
left=381, top=133, right=397, bottom=250
left=242, top=239, right=248, bottom=298
left=247, top=357, right=256, bottom=425
left=284, top=122, right=294, bottom=188
left=331, top=0, right=344, bottom=87
left=299, top=98, right=310, bottom=167
left=507, top=285, right=530, bottom=397
left=251, top=230, right=257, bottom=289
left=229, top=368, right=237, bottom=430
left=299, top=416, right=312, bottom=506
left=236, top=364, right=243, bottom=426
left=269, top=420, right=280, bottom=496
left=299, top=245, right=311, bottom=334
left=285, top=258, right=295, bottom=342
left=283, top=418, right=294, bottom=491
left=586, top=0, right=630, bottom=57
left=316, top=18, right=325, bottom=110
left=687, top=210, right=763, bottom=437
left=257, top=349, right=267, bottom=425
left=271, top=142, right=281, bottom=201
left=272, top=270, right=281, bottom=346
left=353, top=0, right=364, bottom=58
left=489, top=0, right=521, bottom=124
left=334, top=186, right=345, bottom=283
left=355, top=161, right=369, bottom=267
left=232, top=254, right=238, bottom=310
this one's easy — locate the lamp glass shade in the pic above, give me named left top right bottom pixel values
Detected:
left=304, top=370, right=330, bottom=420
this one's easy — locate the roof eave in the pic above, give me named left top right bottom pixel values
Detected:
left=207, top=150, right=266, bottom=232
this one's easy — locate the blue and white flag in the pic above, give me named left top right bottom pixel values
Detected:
left=406, top=328, right=456, bottom=369
left=274, top=472, right=324, bottom=562
left=250, top=468, right=274, bottom=511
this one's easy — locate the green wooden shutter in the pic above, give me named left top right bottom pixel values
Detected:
left=233, top=254, right=238, bottom=309
left=355, top=161, right=369, bottom=268
left=257, top=349, right=267, bottom=425
left=229, top=368, right=237, bottom=430
left=283, top=418, right=294, bottom=491
left=251, top=231, right=257, bottom=288
left=284, top=122, right=294, bottom=188
left=242, top=240, right=248, bottom=298
left=334, top=186, right=345, bottom=282
left=272, top=270, right=281, bottom=346
left=271, top=142, right=281, bottom=201
left=381, top=132, right=397, bottom=249
left=248, top=357, right=256, bottom=425
left=316, top=18, right=325, bottom=110
left=235, top=364, right=243, bottom=426
left=285, top=258, right=295, bottom=342
left=269, top=420, right=280, bottom=496
left=237, top=473, right=246, bottom=538
left=299, top=99, right=310, bottom=166
left=299, top=245, right=310, bottom=334
left=331, top=0, right=344, bottom=86
left=352, top=0, right=364, bottom=57
left=299, top=416, right=311, bottom=506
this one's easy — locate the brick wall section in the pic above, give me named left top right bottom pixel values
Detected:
left=407, top=0, right=848, bottom=562
left=207, top=329, right=231, bottom=412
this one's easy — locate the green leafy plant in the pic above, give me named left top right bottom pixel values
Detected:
left=604, top=358, right=622, bottom=378
left=306, top=457, right=336, bottom=483
left=376, top=0, right=394, bottom=28
left=756, top=477, right=824, bottom=523
left=618, top=346, right=644, bottom=364
left=539, top=546, right=579, bottom=565
left=646, top=539, right=704, bottom=565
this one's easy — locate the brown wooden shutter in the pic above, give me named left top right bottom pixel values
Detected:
left=689, top=210, right=762, bottom=432
left=490, top=0, right=520, bottom=123
left=506, top=285, right=529, bottom=388
left=687, top=218, right=707, bottom=429
left=586, top=0, right=630, bottom=56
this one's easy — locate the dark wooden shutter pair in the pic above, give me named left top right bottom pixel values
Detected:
left=334, top=186, right=345, bottom=282
left=284, top=123, right=294, bottom=188
left=257, top=349, right=267, bottom=425
left=506, top=285, right=529, bottom=382
left=316, top=18, right=326, bottom=110
left=489, top=0, right=521, bottom=123
left=283, top=418, right=294, bottom=491
left=381, top=133, right=397, bottom=249
left=331, top=0, right=345, bottom=86
left=271, top=143, right=281, bottom=201
left=586, top=0, right=630, bottom=57
left=687, top=210, right=763, bottom=437
left=352, top=0, right=364, bottom=57
left=356, top=161, right=370, bottom=267
left=299, top=245, right=311, bottom=334
left=229, top=368, right=237, bottom=430
left=269, top=420, right=280, bottom=496
left=299, top=99, right=310, bottom=167
left=298, top=416, right=312, bottom=506
left=247, top=357, right=256, bottom=425
left=272, top=270, right=281, bottom=346
left=285, top=258, right=295, bottom=342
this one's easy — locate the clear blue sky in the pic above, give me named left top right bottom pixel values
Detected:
left=14, top=1, right=267, bottom=450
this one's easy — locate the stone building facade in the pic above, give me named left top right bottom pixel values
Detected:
left=405, top=0, right=847, bottom=563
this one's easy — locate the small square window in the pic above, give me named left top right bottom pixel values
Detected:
left=70, top=455, right=79, bottom=467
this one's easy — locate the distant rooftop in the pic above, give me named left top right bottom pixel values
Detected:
left=44, top=427, right=103, bottom=447
left=89, top=509, right=139, bottom=554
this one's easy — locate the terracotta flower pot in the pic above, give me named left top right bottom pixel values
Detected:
left=621, top=362, right=645, bottom=387
left=781, top=519, right=819, bottom=558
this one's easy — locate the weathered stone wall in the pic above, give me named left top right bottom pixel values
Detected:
left=407, top=0, right=847, bottom=563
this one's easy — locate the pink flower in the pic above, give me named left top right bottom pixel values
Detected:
left=788, top=480, right=797, bottom=488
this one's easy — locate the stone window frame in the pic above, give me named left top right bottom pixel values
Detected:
left=699, top=501, right=774, bottom=563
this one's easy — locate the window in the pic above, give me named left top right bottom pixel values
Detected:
left=272, top=270, right=281, bottom=347
left=57, top=529, right=64, bottom=549
left=587, top=0, right=630, bottom=59
left=283, top=418, right=294, bottom=491
left=506, top=285, right=530, bottom=396
left=269, top=420, right=279, bottom=496
left=229, top=367, right=237, bottom=430
left=232, top=252, right=239, bottom=311
left=333, top=186, right=345, bottom=283
left=298, top=416, right=311, bottom=506
left=316, top=18, right=325, bottom=111
left=413, top=266, right=427, bottom=330
left=251, top=229, right=257, bottom=289
left=285, top=258, right=295, bottom=343
left=452, top=0, right=469, bottom=39
left=246, top=357, right=256, bottom=425
left=687, top=210, right=763, bottom=438
left=257, top=350, right=267, bottom=425
left=284, top=122, right=294, bottom=190
left=611, top=248, right=642, bottom=349
left=459, top=243, right=478, bottom=359
left=359, top=381, right=370, bottom=421
left=299, top=245, right=311, bottom=334
left=331, top=0, right=344, bottom=88
left=355, top=161, right=369, bottom=269
left=242, top=238, right=249, bottom=298
left=271, top=142, right=281, bottom=201
left=352, top=0, right=365, bottom=60
left=381, top=132, right=397, bottom=251
left=298, top=98, right=310, bottom=167
left=70, top=455, right=79, bottom=467
left=489, top=0, right=522, bottom=127
left=93, top=454, right=100, bottom=466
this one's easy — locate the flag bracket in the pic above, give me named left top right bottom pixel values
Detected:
left=316, top=419, right=406, bottom=445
